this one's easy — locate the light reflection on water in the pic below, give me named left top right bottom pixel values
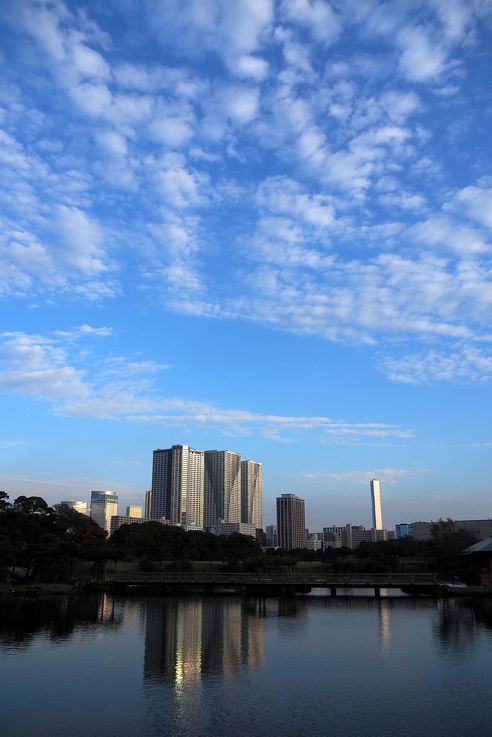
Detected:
left=1, top=593, right=492, bottom=737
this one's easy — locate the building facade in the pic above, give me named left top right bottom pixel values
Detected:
left=306, top=532, right=323, bottom=551
left=126, top=505, right=143, bottom=518
left=410, top=518, right=492, bottom=542
left=218, top=522, right=257, bottom=538
left=395, top=523, right=413, bottom=539
left=110, top=515, right=146, bottom=535
left=144, top=490, right=152, bottom=519
left=241, top=459, right=263, bottom=530
left=151, top=445, right=204, bottom=530
left=266, top=524, right=278, bottom=547
left=90, top=490, right=118, bottom=532
left=276, top=494, right=306, bottom=550
left=370, top=479, right=383, bottom=530
left=204, top=450, right=241, bottom=531
left=60, top=500, right=88, bottom=515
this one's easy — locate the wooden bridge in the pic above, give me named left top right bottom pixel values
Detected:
left=105, top=571, right=441, bottom=597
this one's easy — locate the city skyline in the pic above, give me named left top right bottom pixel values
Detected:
left=0, top=2, right=491, bottom=528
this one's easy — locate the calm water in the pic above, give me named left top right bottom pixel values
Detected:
left=1, top=592, right=492, bottom=737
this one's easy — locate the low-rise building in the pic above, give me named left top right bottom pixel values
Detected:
left=60, top=500, right=89, bottom=515
left=306, top=532, right=323, bottom=551
left=110, top=515, right=146, bottom=535
left=218, top=522, right=257, bottom=538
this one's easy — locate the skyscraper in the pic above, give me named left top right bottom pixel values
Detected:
left=151, top=445, right=204, bottom=529
left=90, top=490, right=118, bottom=532
left=241, top=460, right=262, bottom=530
left=144, top=490, right=152, bottom=519
left=204, top=450, right=241, bottom=530
left=276, top=494, right=306, bottom=550
left=371, top=479, right=383, bottom=530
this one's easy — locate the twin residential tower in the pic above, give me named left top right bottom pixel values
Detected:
left=151, top=444, right=262, bottom=533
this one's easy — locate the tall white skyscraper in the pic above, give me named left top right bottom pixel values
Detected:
left=370, top=479, right=383, bottom=530
left=90, top=490, right=118, bottom=532
left=151, top=445, right=204, bottom=529
left=204, top=450, right=241, bottom=530
left=241, top=460, right=262, bottom=529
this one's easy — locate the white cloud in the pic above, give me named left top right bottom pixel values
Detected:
left=0, top=330, right=413, bottom=442
left=70, top=82, right=112, bottom=116
left=448, top=186, right=492, bottom=228
left=226, top=86, right=260, bottom=124
left=56, top=206, right=110, bottom=276
left=256, top=176, right=335, bottom=226
left=153, top=154, right=209, bottom=208
left=0, top=332, right=90, bottom=401
left=54, top=325, right=114, bottom=339
left=382, top=345, right=492, bottom=383
left=71, top=44, right=110, bottom=80
left=235, top=55, right=269, bottom=81
left=96, top=130, right=128, bottom=156
left=397, top=26, right=449, bottom=82
left=409, top=215, right=490, bottom=255
left=303, top=468, right=431, bottom=485
left=148, top=0, right=274, bottom=76
left=280, top=0, right=341, bottom=45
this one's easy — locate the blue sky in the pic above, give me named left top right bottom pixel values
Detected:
left=0, top=0, right=491, bottom=529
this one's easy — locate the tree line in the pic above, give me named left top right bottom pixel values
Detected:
left=0, top=492, right=477, bottom=583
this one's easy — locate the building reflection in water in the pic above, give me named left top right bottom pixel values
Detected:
left=0, top=592, right=123, bottom=649
left=377, top=601, right=391, bottom=654
left=143, top=597, right=264, bottom=686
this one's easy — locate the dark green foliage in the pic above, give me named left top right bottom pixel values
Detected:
left=1, top=493, right=477, bottom=583
left=0, top=495, right=106, bottom=582
left=429, top=518, right=478, bottom=573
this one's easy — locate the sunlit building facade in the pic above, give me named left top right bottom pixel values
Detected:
left=151, top=445, right=204, bottom=530
left=204, top=450, right=241, bottom=530
left=371, top=479, right=383, bottom=530
left=60, top=500, right=88, bottom=515
left=241, top=459, right=263, bottom=530
left=90, top=490, right=118, bottom=532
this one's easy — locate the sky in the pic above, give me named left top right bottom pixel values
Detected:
left=0, top=0, right=491, bottom=529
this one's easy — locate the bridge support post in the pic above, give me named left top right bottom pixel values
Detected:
left=330, top=586, right=337, bottom=597
left=374, top=587, right=381, bottom=598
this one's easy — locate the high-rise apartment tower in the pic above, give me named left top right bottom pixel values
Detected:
left=370, top=479, right=383, bottom=530
left=151, top=445, right=204, bottom=529
left=276, top=494, right=306, bottom=550
left=204, top=450, right=241, bottom=530
left=241, top=460, right=262, bottom=529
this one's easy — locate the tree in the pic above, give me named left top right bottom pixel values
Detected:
left=430, top=518, right=478, bottom=573
left=0, top=491, right=11, bottom=513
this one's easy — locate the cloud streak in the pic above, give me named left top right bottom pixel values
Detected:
left=0, top=330, right=413, bottom=443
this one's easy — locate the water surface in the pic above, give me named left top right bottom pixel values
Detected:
left=1, top=593, right=492, bottom=737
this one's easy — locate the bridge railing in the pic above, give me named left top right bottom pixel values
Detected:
left=105, top=571, right=440, bottom=585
